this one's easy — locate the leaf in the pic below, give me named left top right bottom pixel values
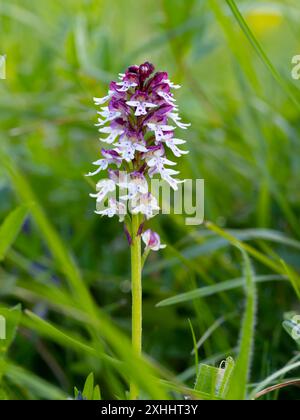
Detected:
left=22, top=310, right=169, bottom=399
left=188, top=319, right=199, bottom=377
left=0, top=206, right=28, bottom=261
left=5, top=362, right=67, bottom=400
left=148, top=227, right=300, bottom=275
left=82, top=373, right=94, bottom=401
left=250, top=360, right=300, bottom=399
left=22, top=310, right=115, bottom=365
left=226, top=250, right=257, bottom=400
left=93, top=385, right=101, bottom=401
left=156, top=275, right=284, bottom=307
left=74, top=387, right=79, bottom=399
left=218, top=357, right=235, bottom=398
left=194, top=364, right=219, bottom=397
left=194, top=357, right=234, bottom=399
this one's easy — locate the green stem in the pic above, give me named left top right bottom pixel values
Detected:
left=129, top=214, right=142, bottom=400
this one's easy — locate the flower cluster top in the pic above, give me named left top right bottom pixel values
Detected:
left=87, top=62, right=190, bottom=250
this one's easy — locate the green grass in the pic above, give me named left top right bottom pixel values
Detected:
left=0, top=0, right=300, bottom=400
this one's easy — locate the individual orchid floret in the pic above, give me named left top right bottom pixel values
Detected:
left=154, top=83, right=176, bottom=106
left=127, top=92, right=157, bottom=116
left=147, top=122, right=175, bottom=143
left=131, top=193, right=160, bottom=220
left=115, top=132, right=148, bottom=162
left=117, top=72, right=139, bottom=92
left=142, top=229, right=166, bottom=251
left=90, top=179, right=116, bottom=203
left=138, top=62, right=155, bottom=80
left=164, top=137, right=188, bottom=157
left=86, top=149, right=122, bottom=176
left=120, top=172, right=149, bottom=200
left=93, top=81, right=125, bottom=106
left=94, top=94, right=112, bottom=106
left=165, top=79, right=181, bottom=89
left=95, top=198, right=126, bottom=222
left=98, top=123, right=125, bottom=144
left=168, top=111, right=191, bottom=130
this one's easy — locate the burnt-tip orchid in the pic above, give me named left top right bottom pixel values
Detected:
left=87, top=62, right=190, bottom=400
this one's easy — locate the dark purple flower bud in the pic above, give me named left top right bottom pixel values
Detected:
left=127, top=65, right=139, bottom=74
left=139, top=62, right=155, bottom=80
left=145, top=144, right=164, bottom=153
left=144, top=112, right=168, bottom=126
left=111, top=117, right=127, bottom=128
left=125, top=128, right=142, bottom=141
left=129, top=91, right=149, bottom=102
left=109, top=81, right=126, bottom=98
left=147, top=72, right=168, bottom=89
left=152, top=83, right=171, bottom=94
left=153, top=104, right=174, bottom=117
left=102, top=149, right=120, bottom=159
left=109, top=81, right=119, bottom=92
left=109, top=98, right=130, bottom=114
left=123, top=72, right=140, bottom=85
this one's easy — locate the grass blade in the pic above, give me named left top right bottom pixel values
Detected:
left=5, top=362, right=67, bottom=400
left=250, top=361, right=300, bottom=399
left=226, top=250, right=257, bottom=400
left=0, top=206, right=28, bottom=262
left=156, top=275, right=284, bottom=307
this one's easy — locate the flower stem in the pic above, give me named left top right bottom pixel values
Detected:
left=130, top=214, right=142, bottom=400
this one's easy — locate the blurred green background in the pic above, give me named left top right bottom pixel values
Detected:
left=1, top=0, right=300, bottom=400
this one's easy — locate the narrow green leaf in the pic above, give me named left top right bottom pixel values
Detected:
left=93, top=385, right=101, bottom=401
left=194, top=364, right=219, bottom=397
left=194, top=357, right=234, bottom=399
left=82, top=373, right=94, bottom=401
left=22, top=310, right=117, bottom=366
left=218, top=357, right=235, bottom=398
left=0, top=206, right=28, bottom=261
left=188, top=319, right=199, bottom=377
left=226, top=251, right=257, bottom=400
left=156, top=275, right=284, bottom=307
left=5, top=362, right=67, bottom=400
left=250, top=361, right=300, bottom=400
left=74, top=387, right=79, bottom=399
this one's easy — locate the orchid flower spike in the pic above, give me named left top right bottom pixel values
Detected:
left=87, top=62, right=190, bottom=251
